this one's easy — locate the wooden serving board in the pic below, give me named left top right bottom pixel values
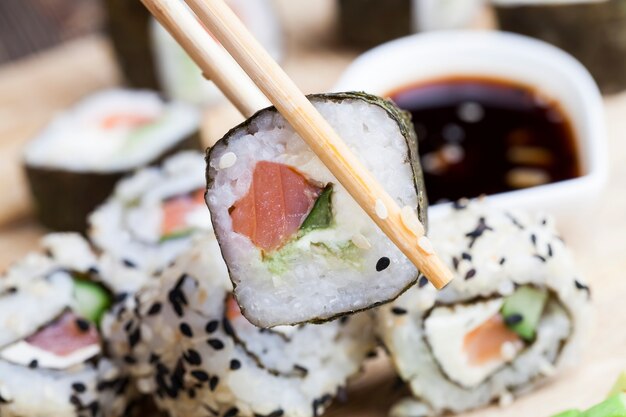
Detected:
left=0, top=2, right=624, bottom=416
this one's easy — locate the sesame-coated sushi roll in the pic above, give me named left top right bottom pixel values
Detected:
left=377, top=201, right=591, bottom=416
left=0, top=233, right=135, bottom=417
left=206, top=92, right=427, bottom=327
left=89, top=151, right=212, bottom=276
left=103, top=235, right=376, bottom=417
left=24, top=89, right=201, bottom=232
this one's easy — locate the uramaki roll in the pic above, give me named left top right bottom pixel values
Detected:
left=377, top=201, right=591, bottom=416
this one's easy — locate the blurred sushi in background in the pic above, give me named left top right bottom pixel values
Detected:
left=0, top=233, right=135, bottom=417
left=88, top=151, right=211, bottom=276
left=102, top=235, right=376, bottom=417
left=23, top=89, right=201, bottom=232
left=378, top=201, right=591, bottom=416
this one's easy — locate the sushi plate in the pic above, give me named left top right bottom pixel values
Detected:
left=0, top=3, right=625, bottom=416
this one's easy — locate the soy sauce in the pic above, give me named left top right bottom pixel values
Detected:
left=389, top=77, right=580, bottom=203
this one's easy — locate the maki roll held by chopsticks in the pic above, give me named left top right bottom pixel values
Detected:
left=206, top=92, right=428, bottom=327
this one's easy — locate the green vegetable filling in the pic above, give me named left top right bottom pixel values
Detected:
left=610, top=372, right=626, bottom=397
left=583, top=394, right=626, bottom=417
left=72, top=278, right=113, bottom=325
left=159, top=229, right=194, bottom=243
left=300, top=184, right=334, bottom=233
left=501, top=286, right=548, bottom=341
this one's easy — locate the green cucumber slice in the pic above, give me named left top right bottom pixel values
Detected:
left=73, top=279, right=113, bottom=325
left=501, top=286, right=548, bottom=341
left=300, top=184, right=333, bottom=233
left=583, top=394, right=626, bottom=417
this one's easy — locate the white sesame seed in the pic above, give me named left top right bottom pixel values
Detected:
left=417, top=236, right=434, bottom=255
left=500, top=341, right=517, bottom=361
left=539, top=360, right=556, bottom=377
left=498, top=391, right=514, bottom=408
left=137, top=378, right=153, bottom=393
left=351, top=233, right=372, bottom=250
left=375, top=199, right=388, bottom=219
left=400, top=206, right=425, bottom=237
left=219, top=152, right=237, bottom=169
left=498, top=280, right=515, bottom=296
left=0, top=384, right=12, bottom=402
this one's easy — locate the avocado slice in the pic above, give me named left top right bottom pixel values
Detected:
left=609, top=373, right=626, bottom=397
left=583, top=394, right=626, bottom=417
left=551, top=411, right=583, bottom=417
left=73, top=279, right=113, bottom=325
left=501, top=286, right=548, bottom=341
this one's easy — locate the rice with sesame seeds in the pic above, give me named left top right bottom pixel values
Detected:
left=0, top=234, right=137, bottom=417
left=377, top=201, right=591, bottom=416
left=103, top=235, right=376, bottom=417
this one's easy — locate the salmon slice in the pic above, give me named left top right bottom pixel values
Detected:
left=100, top=113, right=154, bottom=130
left=161, top=189, right=206, bottom=237
left=26, top=311, right=100, bottom=356
left=463, top=314, right=521, bottom=365
left=229, top=161, right=323, bottom=252
left=225, top=295, right=243, bottom=321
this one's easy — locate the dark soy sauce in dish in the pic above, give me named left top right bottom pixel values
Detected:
left=388, top=77, right=580, bottom=203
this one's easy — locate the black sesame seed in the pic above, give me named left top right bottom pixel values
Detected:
left=418, top=276, right=429, bottom=288
left=205, top=320, right=219, bottom=333
left=293, top=364, right=308, bottom=376
left=179, top=323, right=193, bottom=337
left=69, top=394, right=82, bottom=407
left=191, top=370, right=209, bottom=382
left=229, top=359, right=241, bottom=370
left=207, top=339, right=225, bottom=350
left=465, top=217, right=493, bottom=248
left=266, top=410, right=284, bottom=417
left=530, top=234, right=537, bottom=246
left=128, top=328, right=141, bottom=348
left=391, top=307, right=407, bottom=315
left=184, top=349, right=202, bottom=365
left=28, top=359, right=38, bottom=369
left=75, top=318, right=91, bottom=332
left=461, top=252, right=472, bottom=261
left=574, top=279, right=591, bottom=294
left=209, top=376, right=219, bottom=391
left=534, top=254, right=547, bottom=262
left=124, top=320, right=134, bottom=332
left=88, top=400, right=99, bottom=417
left=114, top=292, right=128, bottom=303
left=452, top=256, right=460, bottom=271
left=188, top=388, right=196, bottom=399
left=375, top=257, right=390, bottom=272
left=122, top=259, right=137, bottom=268
left=547, top=243, right=553, bottom=257
left=72, top=382, right=87, bottom=393
left=499, top=257, right=506, bottom=265
left=149, top=353, right=160, bottom=363
left=339, top=316, right=349, bottom=325
left=222, top=318, right=234, bottom=337
left=504, top=314, right=524, bottom=326
left=224, top=407, right=239, bottom=417
left=147, top=302, right=162, bottom=316
left=87, top=266, right=99, bottom=275
left=465, top=269, right=477, bottom=280
left=506, top=213, right=525, bottom=230
left=204, top=405, right=219, bottom=416
left=123, top=355, right=137, bottom=364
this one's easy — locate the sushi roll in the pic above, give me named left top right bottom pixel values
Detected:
left=24, top=89, right=201, bottom=232
left=0, top=233, right=135, bottom=417
left=102, top=235, right=376, bottom=417
left=377, top=201, right=591, bottom=416
left=89, top=151, right=212, bottom=276
left=206, top=92, right=428, bottom=327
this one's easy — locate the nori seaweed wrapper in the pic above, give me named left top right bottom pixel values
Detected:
left=495, top=0, right=626, bottom=93
left=25, top=132, right=201, bottom=233
left=338, top=0, right=413, bottom=48
left=104, top=0, right=160, bottom=90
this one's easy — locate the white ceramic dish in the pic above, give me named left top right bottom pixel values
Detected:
left=333, top=31, right=608, bottom=230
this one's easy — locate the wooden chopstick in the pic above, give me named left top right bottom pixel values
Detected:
left=143, top=0, right=453, bottom=289
left=140, top=0, right=268, bottom=117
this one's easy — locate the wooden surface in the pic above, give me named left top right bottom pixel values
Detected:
left=0, top=1, right=625, bottom=416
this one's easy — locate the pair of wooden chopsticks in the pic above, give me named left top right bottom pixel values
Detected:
left=141, top=0, right=453, bottom=289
